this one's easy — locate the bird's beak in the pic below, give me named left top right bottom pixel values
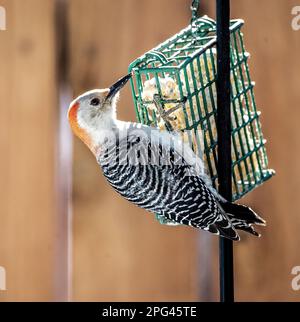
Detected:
left=105, top=73, right=132, bottom=102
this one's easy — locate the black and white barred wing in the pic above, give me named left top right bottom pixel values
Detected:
left=99, top=126, right=239, bottom=241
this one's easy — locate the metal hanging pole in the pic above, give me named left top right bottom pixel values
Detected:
left=216, top=0, right=234, bottom=302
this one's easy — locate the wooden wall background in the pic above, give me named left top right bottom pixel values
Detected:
left=0, top=0, right=59, bottom=300
left=0, top=0, right=299, bottom=301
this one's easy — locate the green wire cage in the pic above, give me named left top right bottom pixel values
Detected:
left=128, top=16, right=274, bottom=223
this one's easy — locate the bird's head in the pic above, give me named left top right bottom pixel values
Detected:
left=68, top=73, right=131, bottom=154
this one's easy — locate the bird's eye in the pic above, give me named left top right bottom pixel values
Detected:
left=90, top=98, right=100, bottom=106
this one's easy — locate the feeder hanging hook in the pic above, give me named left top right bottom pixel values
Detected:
left=191, top=0, right=200, bottom=27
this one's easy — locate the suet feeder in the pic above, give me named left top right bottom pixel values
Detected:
left=128, top=16, right=274, bottom=215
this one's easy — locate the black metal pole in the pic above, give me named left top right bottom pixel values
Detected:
left=216, top=0, right=234, bottom=302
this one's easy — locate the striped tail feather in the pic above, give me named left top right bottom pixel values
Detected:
left=219, top=201, right=266, bottom=238
left=207, top=215, right=240, bottom=241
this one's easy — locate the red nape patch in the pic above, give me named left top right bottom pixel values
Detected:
left=68, top=102, right=94, bottom=153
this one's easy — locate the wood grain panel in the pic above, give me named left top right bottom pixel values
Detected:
left=0, top=0, right=60, bottom=301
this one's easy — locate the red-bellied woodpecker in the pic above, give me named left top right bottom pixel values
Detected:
left=68, top=74, right=265, bottom=241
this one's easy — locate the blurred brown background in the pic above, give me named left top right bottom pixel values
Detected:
left=0, top=0, right=299, bottom=301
